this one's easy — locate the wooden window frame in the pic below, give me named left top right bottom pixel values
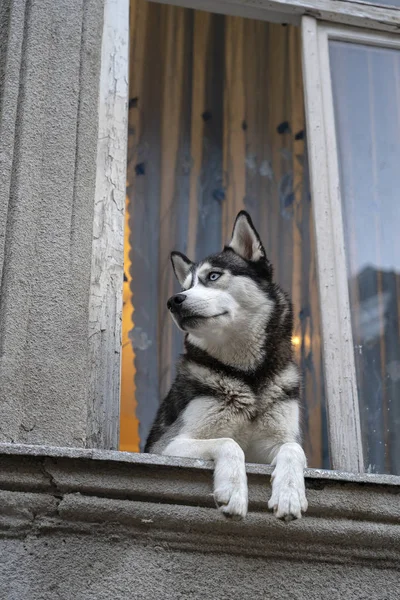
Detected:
left=88, top=0, right=130, bottom=450
left=302, top=18, right=400, bottom=471
left=91, top=0, right=400, bottom=474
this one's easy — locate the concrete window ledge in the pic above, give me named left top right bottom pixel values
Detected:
left=1, top=443, right=400, bottom=568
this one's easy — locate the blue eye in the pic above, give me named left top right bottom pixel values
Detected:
left=208, top=272, right=221, bottom=281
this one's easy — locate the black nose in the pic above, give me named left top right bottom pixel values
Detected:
left=167, top=293, right=187, bottom=312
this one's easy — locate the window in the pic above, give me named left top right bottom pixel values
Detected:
left=361, top=0, right=400, bottom=6
left=121, top=1, right=329, bottom=467
left=302, top=21, right=400, bottom=474
left=106, top=0, right=400, bottom=475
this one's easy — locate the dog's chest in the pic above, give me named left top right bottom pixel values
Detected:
left=182, top=362, right=279, bottom=440
left=212, top=374, right=258, bottom=420
left=182, top=370, right=265, bottom=442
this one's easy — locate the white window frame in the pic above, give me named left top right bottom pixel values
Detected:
left=302, top=18, right=400, bottom=472
left=92, top=0, right=400, bottom=472
left=88, top=0, right=130, bottom=450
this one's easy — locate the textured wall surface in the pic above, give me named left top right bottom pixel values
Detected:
left=0, top=445, right=399, bottom=600
left=0, top=0, right=104, bottom=446
left=2, top=533, right=399, bottom=600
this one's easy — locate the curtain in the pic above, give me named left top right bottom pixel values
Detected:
left=122, top=0, right=329, bottom=468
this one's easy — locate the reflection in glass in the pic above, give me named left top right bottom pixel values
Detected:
left=330, top=40, right=400, bottom=474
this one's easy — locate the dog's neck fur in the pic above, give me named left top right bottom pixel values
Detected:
left=186, top=310, right=270, bottom=371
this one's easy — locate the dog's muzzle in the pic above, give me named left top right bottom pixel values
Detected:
left=167, top=293, right=187, bottom=314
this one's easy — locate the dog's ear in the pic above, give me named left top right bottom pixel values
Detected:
left=171, top=251, right=193, bottom=286
left=228, top=211, right=266, bottom=262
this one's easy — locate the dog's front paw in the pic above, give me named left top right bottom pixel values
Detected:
left=214, top=480, right=248, bottom=520
left=268, top=479, right=308, bottom=521
left=213, top=440, right=248, bottom=520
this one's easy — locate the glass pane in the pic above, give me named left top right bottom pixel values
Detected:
left=330, top=40, right=400, bottom=474
left=122, top=0, right=329, bottom=468
left=361, top=0, right=400, bottom=6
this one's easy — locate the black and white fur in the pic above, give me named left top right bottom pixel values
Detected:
left=145, top=211, right=307, bottom=521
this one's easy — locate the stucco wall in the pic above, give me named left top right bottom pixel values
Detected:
left=0, top=0, right=105, bottom=446
left=2, top=532, right=399, bottom=600
left=0, top=445, right=399, bottom=600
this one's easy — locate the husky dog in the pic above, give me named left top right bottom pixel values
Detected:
left=145, top=211, right=307, bottom=521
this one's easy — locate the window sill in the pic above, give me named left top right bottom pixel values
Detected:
left=1, top=443, right=399, bottom=567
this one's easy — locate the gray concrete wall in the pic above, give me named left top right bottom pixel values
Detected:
left=1, top=445, right=399, bottom=600
left=2, top=532, right=399, bottom=600
left=0, top=0, right=105, bottom=446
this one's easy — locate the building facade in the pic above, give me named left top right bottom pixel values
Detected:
left=1, top=0, right=400, bottom=597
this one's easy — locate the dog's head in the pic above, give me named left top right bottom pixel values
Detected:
left=167, top=211, right=275, bottom=342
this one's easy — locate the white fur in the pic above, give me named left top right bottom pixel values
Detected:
left=179, top=267, right=273, bottom=370
left=246, top=400, right=301, bottom=462
left=180, top=394, right=255, bottom=443
left=158, top=394, right=306, bottom=521
left=268, top=442, right=308, bottom=520
left=163, top=436, right=248, bottom=519
left=274, top=363, right=300, bottom=391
